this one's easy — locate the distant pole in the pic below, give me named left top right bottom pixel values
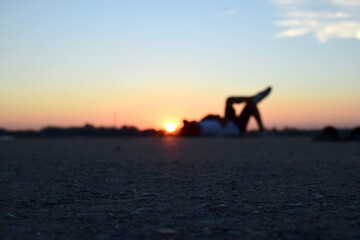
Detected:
left=113, top=111, right=117, bottom=128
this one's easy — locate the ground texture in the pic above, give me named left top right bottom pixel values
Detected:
left=0, top=137, right=359, bottom=239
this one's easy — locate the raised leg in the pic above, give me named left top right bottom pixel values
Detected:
left=226, top=86, right=271, bottom=106
left=225, top=97, right=252, bottom=121
left=237, top=101, right=264, bottom=134
left=252, top=87, right=272, bottom=104
left=224, top=87, right=271, bottom=134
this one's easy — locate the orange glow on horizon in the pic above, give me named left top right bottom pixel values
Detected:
left=1, top=85, right=359, bottom=131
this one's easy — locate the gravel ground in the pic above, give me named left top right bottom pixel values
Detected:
left=0, top=137, right=359, bottom=239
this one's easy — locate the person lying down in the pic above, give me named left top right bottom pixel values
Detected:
left=180, top=87, right=272, bottom=136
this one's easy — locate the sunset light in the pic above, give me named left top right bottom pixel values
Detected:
left=165, top=123, right=176, bottom=133
left=0, top=1, right=359, bottom=131
left=1, top=2, right=359, bottom=238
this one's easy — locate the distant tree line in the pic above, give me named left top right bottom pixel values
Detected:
left=0, top=124, right=164, bottom=138
left=0, top=124, right=359, bottom=140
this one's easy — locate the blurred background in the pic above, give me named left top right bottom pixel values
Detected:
left=1, top=0, right=359, bottom=131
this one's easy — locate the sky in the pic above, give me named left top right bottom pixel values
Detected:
left=1, top=0, right=359, bottom=131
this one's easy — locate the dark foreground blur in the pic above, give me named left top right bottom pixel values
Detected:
left=1, top=138, right=359, bottom=239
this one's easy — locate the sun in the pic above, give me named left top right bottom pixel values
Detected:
left=165, top=122, right=176, bottom=133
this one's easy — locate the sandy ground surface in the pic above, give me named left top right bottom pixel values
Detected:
left=0, top=137, right=359, bottom=239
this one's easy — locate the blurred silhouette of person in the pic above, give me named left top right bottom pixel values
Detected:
left=313, top=126, right=340, bottom=141
left=181, top=87, right=272, bottom=136
left=350, top=127, right=360, bottom=141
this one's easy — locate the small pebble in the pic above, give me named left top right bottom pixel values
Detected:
left=289, top=202, right=303, bottom=207
left=227, top=230, right=244, bottom=237
left=202, top=227, right=212, bottom=236
left=5, top=213, right=18, bottom=219
left=314, top=193, right=324, bottom=199
left=157, top=228, right=178, bottom=234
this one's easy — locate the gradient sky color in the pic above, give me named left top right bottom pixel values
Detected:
left=1, top=0, right=360, bottom=130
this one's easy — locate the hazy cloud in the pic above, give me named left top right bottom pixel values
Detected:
left=271, top=0, right=305, bottom=4
left=332, top=0, right=360, bottom=7
left=271, top=0, right=360, bottom=42
left=217, top=9, right=238, bottom=17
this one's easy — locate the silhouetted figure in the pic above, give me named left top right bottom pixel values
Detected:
left=181, top=120, right=201, bottom=136
left=313, top=126, right=340, bottom=141
left=181, top=87, right=272, bottom=136
left=349, top=126, right=360, bottom=141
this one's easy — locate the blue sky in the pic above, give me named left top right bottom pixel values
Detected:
left=1, top=0, right=359, bottom=129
